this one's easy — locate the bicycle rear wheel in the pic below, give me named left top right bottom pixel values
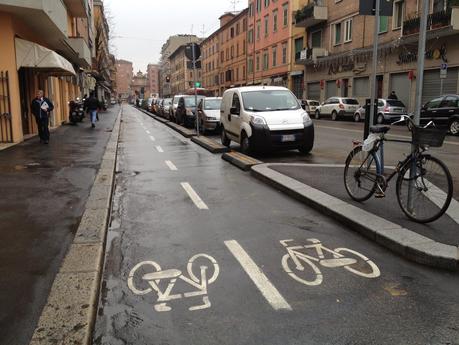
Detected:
left=344, top=146, right=378, bottom=201
left=396, top=154, right=453, bottom=223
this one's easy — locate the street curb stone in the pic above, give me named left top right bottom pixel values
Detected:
left=165, top=121, right=197, bottom=138
left=251, top=163, right=459, bottom=271
left=222, top=151, right=263, bottom=171
left=191, top=136, right=230, bottom=153
left=29, top=108, right=122, bottom=345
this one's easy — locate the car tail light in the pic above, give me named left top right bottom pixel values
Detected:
left=339, top=103, right=345, bottom=109
left=384, top=106, right=389, bottom=112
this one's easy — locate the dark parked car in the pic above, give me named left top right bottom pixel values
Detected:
left=421, top=95, right=459, bottom=135
left=175, top=95, right=205, bottom=127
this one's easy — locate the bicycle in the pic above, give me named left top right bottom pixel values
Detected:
left=344, top=115, right=453, bottom=223
left=280, top=239, right=380, bottom=286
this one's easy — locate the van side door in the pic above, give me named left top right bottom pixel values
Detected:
left=227, top=92, right=242, bottom=140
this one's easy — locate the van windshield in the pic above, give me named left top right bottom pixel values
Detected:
left=241, top=90, right=300, bottom=112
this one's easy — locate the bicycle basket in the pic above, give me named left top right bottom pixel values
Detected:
left=412, top=126, right=447, bottom=147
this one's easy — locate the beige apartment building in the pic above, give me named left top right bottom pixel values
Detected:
left=297, top=0, right=459, bottom=110
left=169, top=45, right=202, bottom=95
left=0, top=0, right=94, bottom=143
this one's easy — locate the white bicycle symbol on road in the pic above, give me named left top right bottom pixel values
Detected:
left=128, top=253, right=219, bottom=312
left=281, top=239, right=380, bottom=286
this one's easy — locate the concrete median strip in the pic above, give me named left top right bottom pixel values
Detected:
left=165, top=122, right=197, bottom=138
left=222, top=151, right=263, bottom=171
left=191, top=135, right=230, bottom=153
left=251, top=164, right=459, bottom=271
left=29, top=108, right=122, bottom=345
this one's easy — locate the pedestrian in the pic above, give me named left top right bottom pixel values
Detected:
left=388, top=91, right=398, bottom=100
left=30, top=90, right=54, bottom=144
left=84, top=92, right=100, bottom=128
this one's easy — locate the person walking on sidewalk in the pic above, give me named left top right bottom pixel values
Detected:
left=30, top=90, right=54, bottom=144
left=85, top=92, right=100, bottom=128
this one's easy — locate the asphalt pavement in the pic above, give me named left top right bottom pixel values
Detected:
left=0, top=107, right=118, bottom=345
left=93, top=106, right=459, bottom=345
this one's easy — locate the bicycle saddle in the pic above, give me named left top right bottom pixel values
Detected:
left=370, top=125, right=390, bottom=134
left=143, top=269, right=182, bottom=280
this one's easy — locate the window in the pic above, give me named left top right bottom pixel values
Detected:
left=256, top=20, right=261, bottom=40
left=248, top=58, right=254, bottom=73
left=256, top=54, right=260, bottom=71
left=248, top=29, right=254, bottom=43
left=231, top=46, right=234, bottom=58
left=256, top=0, right=262, bottom=13
left=243, top=66, right=246, bottom=79
left=283, top=3, right=288, bottom=26
left=231, top=93, right=241, bottom=112
left=236, top=24, right=240, bottom=35
left=393, top=0, right=404, bottom=29
left=249, top=2, right=253, bottom=16
left=311, top=30, right=322, bottom=48
left=243, top=40, right=246, bottom=54
left=226, top=48, right=229, bottom=60
left=231, top=27, right=235, bottom=38
left=282, top=42, right=287, bottom=64
left=263, top=50, right=269, bottom=70
left=344, top=19, right=352, bottom=42
left=273, top=9, right=278, bottom=32
left=236, top=68, right=239, bottom=81
left=265, top=0, right=270, bottom=7
left=272, top=46, right=277, bottom=67
left=294, top=37, right=303, bottom=56
left=333, top=22, right=342, bottom=45
left=433, top=0, right=446, bottom=12
left=237, top=43, right=239, bottom=56
left=379, top=16, right=388, bottom=33
left=426, top=97, right=443, bottom=109
left=264, top=15, right=269, bottom=36
left=243, top=18, right=247, bottom=31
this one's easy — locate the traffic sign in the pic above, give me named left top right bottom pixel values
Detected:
left=440, top=69, right=447, bottom=79
left=185, top=43, right=201, bottom=61
left=441, top=63, right=448, bottom=70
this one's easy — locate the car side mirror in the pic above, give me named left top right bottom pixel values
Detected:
left=230, top=107, right=240, bottom=116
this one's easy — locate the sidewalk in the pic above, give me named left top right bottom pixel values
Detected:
left=0, top=107, right=119, bottom=345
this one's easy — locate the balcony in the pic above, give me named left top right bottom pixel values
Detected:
left=402, top=9, right=452, bottom=36
left=63, top=0, right=87, bottom=17
left=68, top=37, right=92, bottom=67
left=295, top=3, right=328, bottom=28
left=296, top=48, right=328, bottom=64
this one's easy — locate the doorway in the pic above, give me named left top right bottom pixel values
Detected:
left=377, top=75, right=383, bottom=98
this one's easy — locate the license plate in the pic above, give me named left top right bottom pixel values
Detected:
left=281, top=134, right=296, bottom=142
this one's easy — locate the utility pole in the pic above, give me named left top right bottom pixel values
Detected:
left=368, top=0, right=381, bottom=129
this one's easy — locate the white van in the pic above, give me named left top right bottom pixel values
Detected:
left=220, top=86, right=314, bottom=154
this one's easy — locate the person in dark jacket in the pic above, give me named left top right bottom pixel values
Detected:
left=84, top=92, right=100, bottom=128
left=388, top=91, right=398, bottom=100
left=30, top=90, right=54, bottom=144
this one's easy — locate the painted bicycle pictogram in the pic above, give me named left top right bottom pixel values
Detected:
left=128, top=253, right=219, bottom=312
left=281, top=239, right=380, bottom=286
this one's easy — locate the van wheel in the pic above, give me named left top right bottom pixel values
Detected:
left=221, top=127, right=231, bottom=147
left=298, top=141, right=313, bottom=154
left=331, top=111, right=338, bottom=121
left=240, top=132, right=251, bottom=154
left=315, top=110, right=320, bottom=119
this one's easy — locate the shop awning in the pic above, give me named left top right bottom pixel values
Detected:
left=15, top=38, right=75, bottom=75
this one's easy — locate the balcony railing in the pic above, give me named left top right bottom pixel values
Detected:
left=402, top=9, right=452, bottom=36
left=295, top=2, right=328, bottom=28
left=296, top=48, right=328, bottom=63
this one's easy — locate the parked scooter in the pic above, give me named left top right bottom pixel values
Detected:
left=68, top=98, right=85, bottom=124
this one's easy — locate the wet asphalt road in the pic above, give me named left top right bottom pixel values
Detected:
left=94, top=106, right=459, bottom=345
left=0, top=108, right=118, bottom=345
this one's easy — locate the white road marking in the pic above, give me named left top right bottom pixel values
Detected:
left=156, top=146, right=164, bottom=153
left=149, top=135, right=156, bottom=141
left=165, top=160, right=178, bottom=171
left=180, top=182, right=209, bottom=210
left=224, top=240, right=292, bottom=311
left=146, top=130, right=151, bottom=134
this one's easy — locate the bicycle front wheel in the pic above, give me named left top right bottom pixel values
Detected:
left=396, top=154, right=453, bottom=223
left=344, top=146, right=378, bottom=201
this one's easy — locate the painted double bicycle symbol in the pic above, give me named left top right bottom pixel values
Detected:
left=128, top=254, right=219, bottom=312
left=281, top=239, right=380, bottom=286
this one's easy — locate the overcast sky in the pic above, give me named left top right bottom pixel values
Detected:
left=104, top=0, right=247, bottom=72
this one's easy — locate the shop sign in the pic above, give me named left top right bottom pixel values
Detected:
left=397, top=44, right=447, bottom=65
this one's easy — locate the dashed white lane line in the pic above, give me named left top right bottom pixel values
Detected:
left=165, top=160, right=178, bottom=171
left=146, top=130, right=151, bottom=134
left=224, top=240, right=292, bottom=311
left=149, top=135, right=155, bottom=141
left=155, top=146, right=164, bottom=153
left=180, top=182, right=209, bottom=210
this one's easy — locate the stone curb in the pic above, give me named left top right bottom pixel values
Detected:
left=222, top=151, right=263, bottom=171
left=29, top=108, right=123, bottom=345
left=251, top=163, right=459, bottom=271
left=165, top=121, right=197, bottom=138
left=191, top=135, right=230, bottom=154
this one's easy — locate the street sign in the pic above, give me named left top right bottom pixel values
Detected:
left=441, top=63, right=448, bottom=70
left=185, top=43, right=201, bottom=61
left=186, top=60, right=202, bottom=69
left=359, top=0, right=394, bottom=16
left=440, top=69, right=447, bottom=79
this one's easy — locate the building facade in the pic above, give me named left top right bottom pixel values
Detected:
left=147, top=63, right=160, bottom=97
left=131, top=71, right=149, bottom=99
left=0, top=0, right=94, bottom=143
left=169, top=45, right=202, bottom=95
left=201, top=29, right=220, bottom=96
left=297, top=0, right=459, bottom=110
left=115, top=59, right=133, bottom=100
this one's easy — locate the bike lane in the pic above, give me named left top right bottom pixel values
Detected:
left=93, top=106, right=459, bottom=345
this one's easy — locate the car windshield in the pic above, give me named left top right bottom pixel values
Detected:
left=204, top=99, right=221, bottom=110
left=241, top=90, right=300, bottom=111
left=386, top=100, right=405, bottom=107
left=342, top=98, right=359, bottom=105
left=184, top=96, right=204, bottom=107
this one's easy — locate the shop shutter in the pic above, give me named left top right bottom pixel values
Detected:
left=326, top=80, right=338, bottom=98
left=353, top=77, right=369, bottom=97
left=390, top=73, right=411, bottom=109
left=422, top=68, right=458, bottom=106
left=307, top=82, right=320, bottom=100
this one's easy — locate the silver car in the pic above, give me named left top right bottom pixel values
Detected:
left=197, top=97, right=222, bottom=133
left=353, top=99, right=408, bottom=123
left=315, top=97, right=360, bottom=121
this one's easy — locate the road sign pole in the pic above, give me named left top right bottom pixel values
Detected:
left=440, top=78, right=444, bottom=96
left=192, top=44, right=199, bottom=136
left=369, top=0, right=381, bottom=130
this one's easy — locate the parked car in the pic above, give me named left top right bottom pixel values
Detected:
left=301, top=99, right=320, bottom=114
left=421, top=94, right=459, bottom=135
left=110, top=98, right=116, bottom=105
left=146, top=97, right=154, bottom=112
left=315, top=97, right=360, bottom=121
left=176, top=95, right=205, bottom=127
left=353, top=98, right=408, bottom=123
left=220, top=86, right=314, bottom=154
left=154, top=98, right=163, bottom=114
left=170, top=94, right=185, bottom=121
left=161, top=98, right=172, bottom=117
left=197, top=97, right=222, bottom=133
